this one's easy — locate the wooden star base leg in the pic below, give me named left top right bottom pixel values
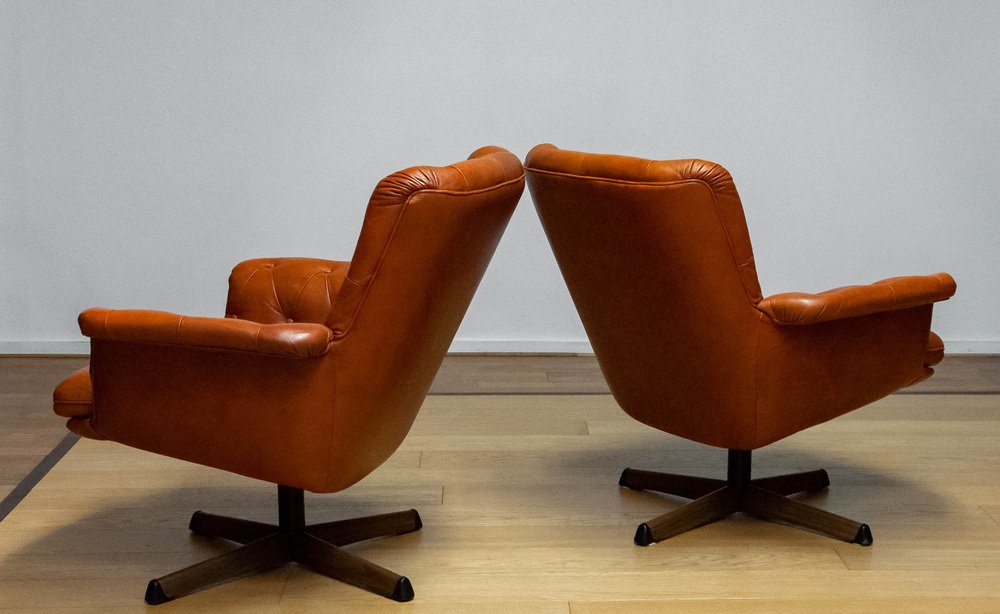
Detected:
left=620, top=449, right=871, bottom=547
left=145, top=485, right=421, bottom=605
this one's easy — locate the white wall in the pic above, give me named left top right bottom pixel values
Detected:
left=2, top=1, right=997, bottom=353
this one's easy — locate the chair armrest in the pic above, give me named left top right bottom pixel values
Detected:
left=79, top=308, right=333, bottom=358
left=756, top=272, right=956, bottom=325
left=226, top=257, right=351, bottom=325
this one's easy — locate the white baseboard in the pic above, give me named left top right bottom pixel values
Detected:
left=943, top=341, right=1000, bottom=354
left=1, top=339, right=997, bottom=356
left=447, top=339, right=595, bottom=354
left=0, top=341, right=90, bottom=355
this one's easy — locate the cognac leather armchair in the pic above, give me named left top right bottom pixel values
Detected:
left=52, top=146, right=524, bottom=604
left=525, top=143, right=955, bottom=547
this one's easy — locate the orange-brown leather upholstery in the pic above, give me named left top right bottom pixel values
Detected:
left=925, top=331, right=945, bottom=367
left=53, top=146, right=524, bottom=493
left=525, top=144, right=955, bottom=451
left=52, top=366, right=104, bottom=440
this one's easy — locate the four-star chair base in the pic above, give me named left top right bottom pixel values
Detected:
left=145, top=485, right=422, bottom=605
left=619, top=449, right=873, bottom=547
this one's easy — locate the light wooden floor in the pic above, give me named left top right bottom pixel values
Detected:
left=1, top=356, right=999, bottom=612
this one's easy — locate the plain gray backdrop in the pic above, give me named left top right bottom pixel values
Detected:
left=1, top=1, right=997, bottom=352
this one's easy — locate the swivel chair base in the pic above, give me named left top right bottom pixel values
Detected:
left=145, top=485, right=421, bottom=605
left=620, top=449, right=872, bottom=547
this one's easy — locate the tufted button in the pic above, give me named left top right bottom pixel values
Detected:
left=286, top=318, right=294, bottom=323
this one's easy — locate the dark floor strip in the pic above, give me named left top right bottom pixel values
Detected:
left=0, top=432, right=79, bottom=522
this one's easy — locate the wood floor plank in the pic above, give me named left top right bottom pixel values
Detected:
left=983, top=506, right=1000, bottom=527
left=570, top=597, right=1000, bottom=614
left=279, top=600, right=572, bottom=614
left=834, top=540, right=1000, bottom=570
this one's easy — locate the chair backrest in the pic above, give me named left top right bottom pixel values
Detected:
left=326, top=147, right=524, bottom=477
left=524, top=144, right=764, bottom=427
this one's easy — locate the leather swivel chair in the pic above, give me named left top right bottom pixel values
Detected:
left=525, top=143, right=955, bottom=547
left=52, top=147, right=524, bottom=603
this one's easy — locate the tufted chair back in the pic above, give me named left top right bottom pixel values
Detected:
left=220, top=146, right=524, bottom=489
left=225, top=258, right=349, bottom=324
left=525, top=143, right=954, bottom=452
left=525, top=144, right=766, bottom=434
left=219, top=146, right=525, bottom=487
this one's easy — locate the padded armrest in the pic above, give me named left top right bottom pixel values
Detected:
left=80, top=308, right=333, bottom=358
left=757, top=272, right=956, bottom=325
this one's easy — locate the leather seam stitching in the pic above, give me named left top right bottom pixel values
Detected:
left=290, top=270, right=325, bottom=321
left=525, top=166, right=689, bottom=187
